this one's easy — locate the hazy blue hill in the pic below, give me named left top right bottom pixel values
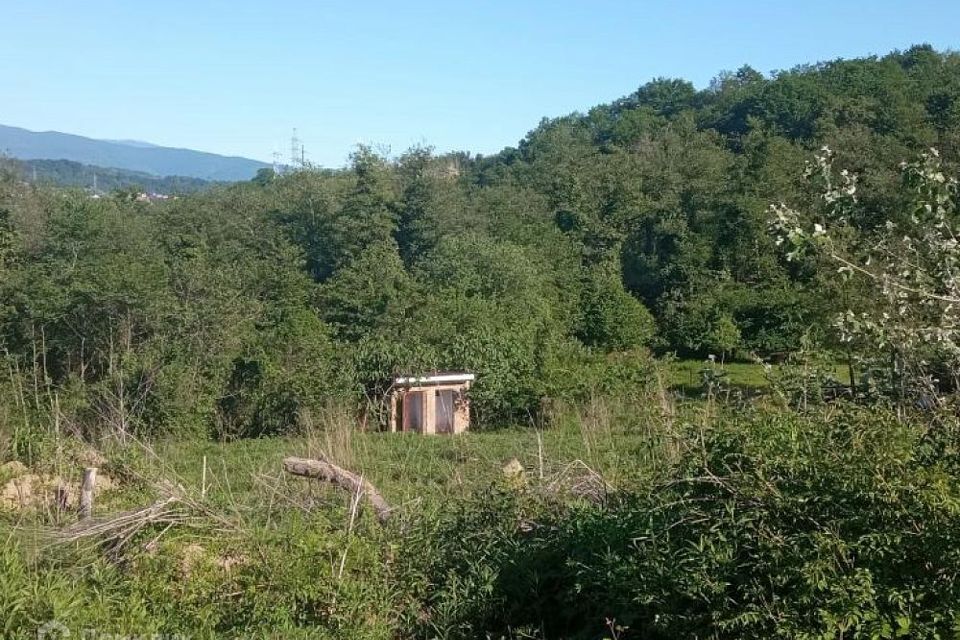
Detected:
left=0, top=124, right=268, bottom=181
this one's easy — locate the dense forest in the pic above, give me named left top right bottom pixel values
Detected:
left=4, top=44, right=960, bottom=639
left=3, top=44, right=959, bottom=438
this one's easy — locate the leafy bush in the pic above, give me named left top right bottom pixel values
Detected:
left=398, top=407, right=960, bottom=639
left=577, top=261, right=657, bottom=352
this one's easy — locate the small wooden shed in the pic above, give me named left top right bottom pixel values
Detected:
left=388, top=372, right=474, bottom=434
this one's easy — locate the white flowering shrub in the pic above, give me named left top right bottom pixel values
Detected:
left=770, top=147, right=960, bottom=401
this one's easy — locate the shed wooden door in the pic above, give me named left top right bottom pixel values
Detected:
left=403, top=391, right=424, bottom=432
left=435, top=389, right=455, bottom=433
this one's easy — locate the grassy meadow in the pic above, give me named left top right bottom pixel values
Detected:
left=4, top=360, right=960, bottom=638
left=0, top=380, right=684, bottom=639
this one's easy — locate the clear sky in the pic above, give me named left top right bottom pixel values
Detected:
left=3, top=1, right=959, bottom=167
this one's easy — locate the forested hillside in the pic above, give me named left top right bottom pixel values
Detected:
left=5, top=44, right=960, bottom=639
left=2, top=45, right=960, bottom=438
left=18, top=158, right=214, bottom=194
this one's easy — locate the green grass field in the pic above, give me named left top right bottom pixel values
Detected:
left=0, top=395, right=683, bottom=638
left=668, top=359, right=771, bottom=391
left=1, top=360, right=927, bottom=640
left=7, top=358, right=837, bottom=527
left=114, top=394, right=674, bottom=521
left=666, top=358, right=852, bottom=396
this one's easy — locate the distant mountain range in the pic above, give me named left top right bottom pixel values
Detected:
left=0, top=124, right=269, bottom=181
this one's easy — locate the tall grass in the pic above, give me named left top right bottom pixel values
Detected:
left=10, top=366, right=952, bottom=638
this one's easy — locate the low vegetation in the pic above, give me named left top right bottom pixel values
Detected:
left=4, top=391, right=960, bottom=638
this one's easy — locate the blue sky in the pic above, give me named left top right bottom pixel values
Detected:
left=3, top=1, right=959, bottom=166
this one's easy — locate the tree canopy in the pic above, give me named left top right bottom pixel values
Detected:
left=3, top=45, right=960, bottom=435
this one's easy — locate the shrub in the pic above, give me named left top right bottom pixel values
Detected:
left=398, top=406, right=960, bottom=639
left=578, top=261, right=657, bottom=352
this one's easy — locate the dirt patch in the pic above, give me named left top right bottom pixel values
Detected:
left=1, top=460, right=28, bottom=477
left=178, top=542, right=207, bottom=579
left=0, top=468, right=117, bottom=511
left=216, top=552, right=247, bottom=573
left=176, top=543, right=247, bottom=577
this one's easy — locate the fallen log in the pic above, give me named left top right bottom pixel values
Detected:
left=282, top=456, right=392, bottom=524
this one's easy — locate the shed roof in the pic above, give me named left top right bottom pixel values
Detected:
left=393, top=372, right=475, bottom=386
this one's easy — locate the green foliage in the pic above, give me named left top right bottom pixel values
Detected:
left=319, top=241, right=413, bottom=342
left=577, top=261, right=656, bottom=351
left=399, top=407, right=960, bottom=639
left=126, top=521, right=393, bottom=638
left=251, top=167, right=277, bottom=186
left=3, top=396, right=960, bottom=639
left=6, top=45, right=960, bottom=436
left=6, top=42, right=960, bottom=640
left=0, top=540, right=156, bottom=638
left=660, top=293, right=743, bottom=357
left=20, top=158, right=214, bottom=194
left=215, top=307, right=344, bottom=439
left=0, top=518, right=393, bottom=639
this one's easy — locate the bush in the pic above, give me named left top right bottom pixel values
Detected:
left=578, top=261, right=657, bottom=352
left=398, top=406, right=960, bottom=639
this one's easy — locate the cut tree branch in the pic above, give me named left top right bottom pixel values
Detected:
left=282, top=456, right=392, bottom=524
